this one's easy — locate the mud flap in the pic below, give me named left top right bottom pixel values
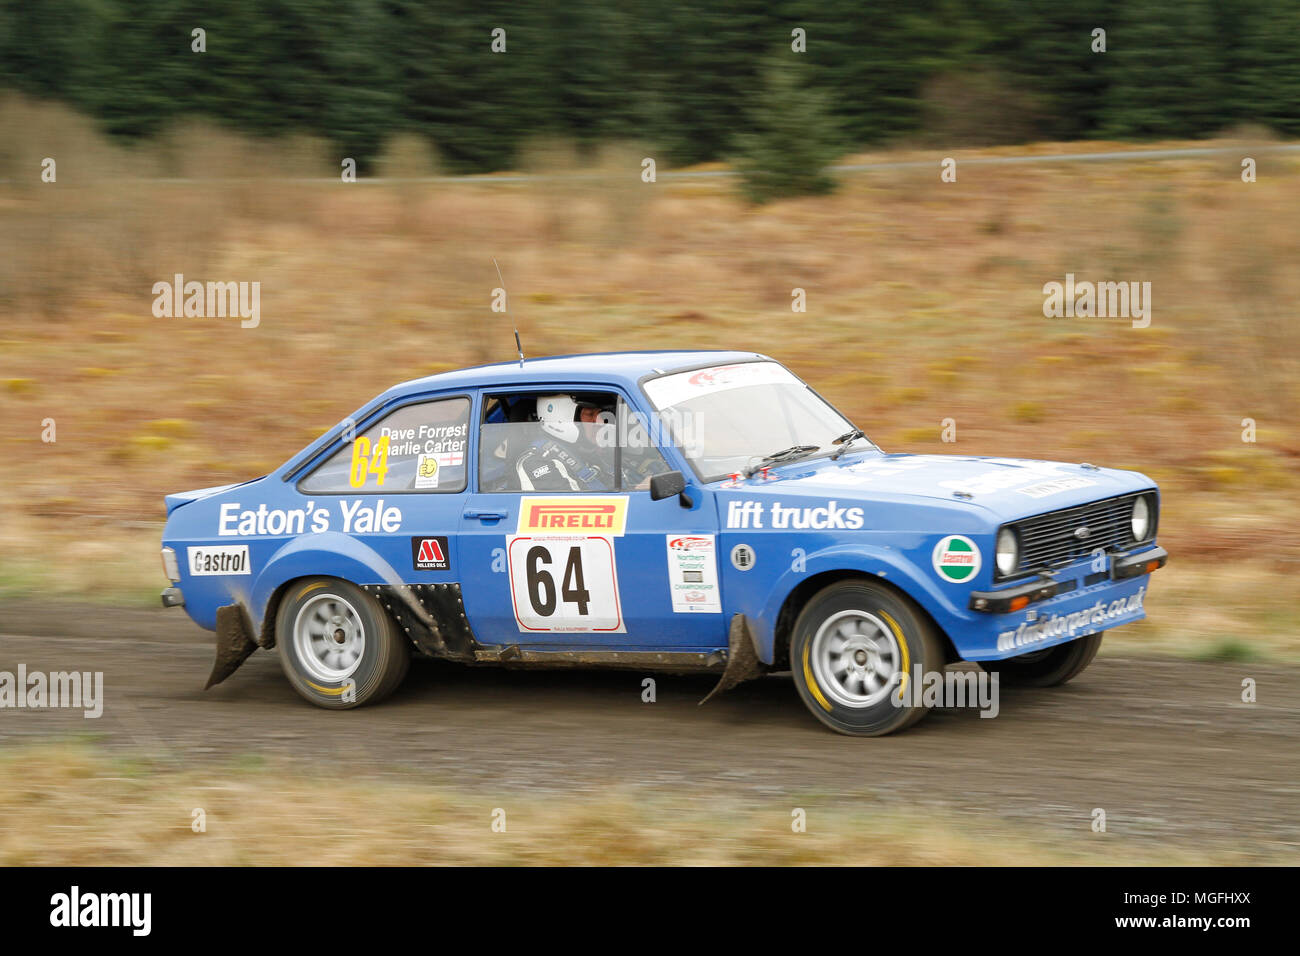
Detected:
left=205, top=603, right=259, bottom=690
left=699, top=614, right=765, bottom=705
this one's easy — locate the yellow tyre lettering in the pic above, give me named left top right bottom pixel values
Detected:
left=802, top=641, right=832, bottom=712
left=305, top=680, right=348, bottom=697
left=297, top=582, right=328, bottom=599
left=880, top=610, right=910, bottom=703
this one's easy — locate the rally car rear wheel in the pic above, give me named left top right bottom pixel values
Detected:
left=790, top=578, right=943, bottom=736
left=981, top=632, right=1103, bottom=687
left=276, top=577, right=409, bottom=709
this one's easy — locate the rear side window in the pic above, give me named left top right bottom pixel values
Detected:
left=301, top=397, right=470, bottom=493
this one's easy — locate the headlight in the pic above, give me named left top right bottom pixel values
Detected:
left=1131, top=496, right=1152, bottom=541
left=995, top=528, right=1019, bottom=577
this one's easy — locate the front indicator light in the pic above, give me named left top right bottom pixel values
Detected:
left=969, top=577, right=1059, bottom=614
left=1111, top=546, right=1169, bottom=580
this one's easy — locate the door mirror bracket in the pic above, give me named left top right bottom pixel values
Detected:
left=649, top=470, right=688, bottom=503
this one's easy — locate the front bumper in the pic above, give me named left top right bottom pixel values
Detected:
left=957, top=545, right=1166, bottom=661
left=160, top=586, right=185, bottom=608
left=969, top=544, right=1167, bottom=613
left=1110, top=544, right=1169, bottom=580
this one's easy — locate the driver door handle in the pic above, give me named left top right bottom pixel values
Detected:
left=466, top=509, right=508, bottom=521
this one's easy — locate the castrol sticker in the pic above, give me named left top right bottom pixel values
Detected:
left=932, top=535, right=981, bottom=584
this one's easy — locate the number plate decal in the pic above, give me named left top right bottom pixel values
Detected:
left=507, top=535, right=624, bottom=633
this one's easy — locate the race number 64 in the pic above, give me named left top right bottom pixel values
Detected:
left=507, top=536, right=624, bottom=633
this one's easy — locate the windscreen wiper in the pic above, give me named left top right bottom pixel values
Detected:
left=830, top=428, right=867, bottom=461
left=744, top=444, right=820, bottom=477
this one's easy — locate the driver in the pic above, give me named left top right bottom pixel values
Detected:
left=515, top=394, right=616, bottom=491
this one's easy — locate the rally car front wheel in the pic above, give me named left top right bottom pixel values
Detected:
left=980, top=632, right=1103, bottom=688
left=276, top=577, right=410, bottom=709
left=790, top=578, right=943, bottom=736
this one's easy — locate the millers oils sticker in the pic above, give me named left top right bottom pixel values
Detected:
left=411, top=536, right=450, bottom=571
left=932, top=535, right=981, bottom=583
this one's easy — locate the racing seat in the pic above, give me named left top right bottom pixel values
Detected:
left=482, top=399, right=540, bottom=492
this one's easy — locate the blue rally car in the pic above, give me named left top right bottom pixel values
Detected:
left=160, top=351, right=1167, bottom=735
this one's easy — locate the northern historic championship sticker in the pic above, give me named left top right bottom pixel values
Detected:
left=932, top=535, right=981, bottom=583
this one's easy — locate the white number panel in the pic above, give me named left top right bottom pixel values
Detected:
left=507, top=535, right=625, bottom=633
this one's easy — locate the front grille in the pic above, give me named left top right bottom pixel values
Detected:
left=1005, top=493, right=1146, bottom=579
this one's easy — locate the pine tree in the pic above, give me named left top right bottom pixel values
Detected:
left=1098, top=0, right=1223, bottom=138
left=1230, top=0, right=1300, bottom=136
left=731, top=53, right=845, bottom=203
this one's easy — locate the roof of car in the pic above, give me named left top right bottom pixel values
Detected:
left=280, top=350, right=775, bottom=481
left=384, top=349, right=772, bottom=399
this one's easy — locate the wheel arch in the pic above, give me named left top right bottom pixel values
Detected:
left=249, top=532, right=406, bottom=637
left=769, top=568, right=959, bottom=672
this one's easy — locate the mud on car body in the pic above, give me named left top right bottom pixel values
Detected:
left=160, top=351, right=1167, bottom=735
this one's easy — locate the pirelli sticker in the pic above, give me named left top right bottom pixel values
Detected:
left=516, top=495, right=629, bottom=536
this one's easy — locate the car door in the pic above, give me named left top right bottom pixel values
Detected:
left=458, top=386, right=726, bottom=650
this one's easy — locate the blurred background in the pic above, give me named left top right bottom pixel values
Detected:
left=1, top=1, right=1298, bottom=865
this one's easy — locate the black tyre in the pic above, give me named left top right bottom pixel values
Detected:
left=790, top=578, right=943, bottom=736
left=981, top=632, right=1103, bottom=688
left=276, top=577, right=410, bottom=709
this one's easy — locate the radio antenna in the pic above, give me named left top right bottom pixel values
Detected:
left=493, top=257, right=524, bottom=367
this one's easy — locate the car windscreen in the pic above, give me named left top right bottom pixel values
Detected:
left=641, top=362, right=857, bottom=482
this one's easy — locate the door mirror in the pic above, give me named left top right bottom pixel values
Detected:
left=648, top=470, right=687, bottom=501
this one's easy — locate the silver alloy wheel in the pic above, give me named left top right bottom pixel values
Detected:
left=293, top=593, right=366, bottom=683
left=810, top=609, right=904, bottom=708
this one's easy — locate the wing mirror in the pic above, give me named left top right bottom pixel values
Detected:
left=649, top=470, right=690, bottom=505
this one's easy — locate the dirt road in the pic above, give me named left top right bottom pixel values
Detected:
left=1, top=601, right=1296, bottom=855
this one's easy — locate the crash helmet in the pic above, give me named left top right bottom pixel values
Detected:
left=537, top=394, right=580, bottom=443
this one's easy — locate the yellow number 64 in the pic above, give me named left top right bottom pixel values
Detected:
left=348, top=436, right=390, bottom=488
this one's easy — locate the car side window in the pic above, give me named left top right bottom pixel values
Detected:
left=300, top=397, right=470, bottom=493
left=480, top=391, right=624, bottom=493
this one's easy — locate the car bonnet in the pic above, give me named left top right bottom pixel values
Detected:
left=738, top=453, right=1154, bottom=522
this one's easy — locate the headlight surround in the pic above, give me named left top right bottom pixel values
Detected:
left=995, top=527, right=1019, bottom=577
left=1130, top=495, right=1153, bottom=542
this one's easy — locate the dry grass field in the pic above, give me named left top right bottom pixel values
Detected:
left=2, top=97, right=1298, bottom=657
left=0, top=743, right=1277, bottom=866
